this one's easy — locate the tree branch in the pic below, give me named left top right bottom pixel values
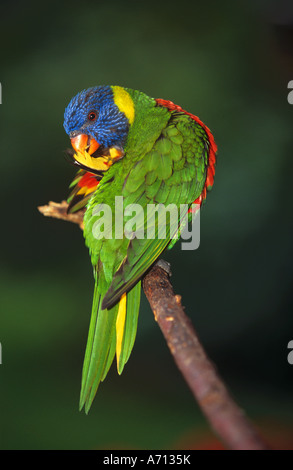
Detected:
left=38, top=201, right=269, bottom=450
left=38, top=201, right=85, bottom=229
left=142, top=261, right=269, bottom=450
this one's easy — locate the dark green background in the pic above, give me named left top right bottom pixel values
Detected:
left=1, top=0, right=293, bottom=449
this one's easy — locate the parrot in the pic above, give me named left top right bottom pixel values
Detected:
left=63, top=85, right=217, bottom=413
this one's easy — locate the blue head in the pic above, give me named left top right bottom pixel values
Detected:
left=63, top=85, right=133, bottom=149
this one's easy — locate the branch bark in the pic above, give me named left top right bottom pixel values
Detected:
left=143, top=261, right=269, bottom=450
left=38, top=200, right=85, bottom=229
left=38, top=201, right=269, bottom=450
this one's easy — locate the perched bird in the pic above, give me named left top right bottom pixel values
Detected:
left=63, top=85, right=217, bottom=413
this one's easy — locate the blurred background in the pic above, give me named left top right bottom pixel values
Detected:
left=0, top=0, right=293, bottom=450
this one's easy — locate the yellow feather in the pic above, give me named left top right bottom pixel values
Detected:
left=77, top=186, right=87, bottom=196
left=116, top=292, right=127, bottom=373
left=112, top=86, right=135, bottom=124
left=73, top=150, right=110, bottom=172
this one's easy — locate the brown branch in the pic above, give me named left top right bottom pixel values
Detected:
left=38, top=200, right=269, bottom=450
left=38, top=201, right=85, bottom=229
left=143, top=261, right=269, bottom=450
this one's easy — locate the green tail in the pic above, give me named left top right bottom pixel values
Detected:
left=79, top=278, right=141, bottom=413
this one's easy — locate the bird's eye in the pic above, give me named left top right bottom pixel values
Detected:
left=88, top=111, right=97, bottom=121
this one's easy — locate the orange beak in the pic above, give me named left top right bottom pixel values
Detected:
left=70, top=134, right=100, bottom=155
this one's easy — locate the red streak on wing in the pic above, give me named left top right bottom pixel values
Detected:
left=78, top=171, right=100, bottom=190
left=155, top=98, right=217, bottom=209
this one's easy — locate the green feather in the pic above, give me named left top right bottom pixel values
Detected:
left=79, top=274, right=119, bottom=413
left=117, top=281, right=141, bottom=374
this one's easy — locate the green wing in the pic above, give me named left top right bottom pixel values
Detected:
left=80, top=111, right=210, bottom=412
left=102, top=112, right=210, bottom=308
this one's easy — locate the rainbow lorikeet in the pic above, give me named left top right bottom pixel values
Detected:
left=63, top=86, right=217, bottom=413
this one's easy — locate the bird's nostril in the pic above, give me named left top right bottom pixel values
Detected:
left=69, top=130, right=82, bottom=139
